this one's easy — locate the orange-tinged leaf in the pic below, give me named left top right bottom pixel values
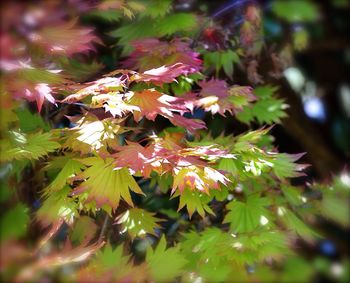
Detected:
left=128, top=89, right=171, bottom=121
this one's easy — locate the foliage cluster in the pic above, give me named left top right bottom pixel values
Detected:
left=0, top=1, right=349, bottom=282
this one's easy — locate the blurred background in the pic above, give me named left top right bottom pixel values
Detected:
left=1, top=0, right=349, bottom=282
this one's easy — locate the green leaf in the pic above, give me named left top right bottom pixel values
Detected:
left=204, top=50, right=240, bottom=78
left=272, top=0, right=319, bottom=22
left=140, top=0, right=172, bottom=18
left=146, top=235, right=187, bottom=282
left=88, top=9, right=122, bottom=22
left=281, top=257, right=314, bottom=282
left=281, top=185, right=304, bottom=206
left=70, top=216, right=98, bottom=245
left=253, top=85, right=279, bottom=99
left=96, top=244, right=130, bottom=269
left=156, top=13, right=197, bottom=36
left=271, top=153, right=305, bottom=179
left=75, top=157, right=144, bottom=210
left=320, top=193, right=350, bottom=227
left=181, top=228, right=237, bottom=281
left=37, top=186, right=78, bottom=225
left=224, top=195, right=271, bottom=233
left=116, top=208, right=162, bottom=239
left=2, top=131, right=60, bottom=161
left=0, top=203, right=29, bottom=241
left=252, top=98, right=288, bottom=124
left=221, top=50, right=240, bottom=78
left=278, top=207, right=319, bottom=240
left=16, top=108, right=50, bottom=133
left=45, top=156, right=86, bottom=192
left=87, top=244, right=138, bottom=281
left=173, top=188, right=215, bottom=218
left=237, top=86, right=288, bottom=124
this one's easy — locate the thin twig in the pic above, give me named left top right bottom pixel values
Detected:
left=98, top=213, right=110, bottom=243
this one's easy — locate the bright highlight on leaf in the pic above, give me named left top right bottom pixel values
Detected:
left=116, top=208, right=162, bottom=239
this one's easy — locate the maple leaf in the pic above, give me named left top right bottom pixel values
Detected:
left=113, top=136, right=230, bottom=179
left=63, top=114, right=129, bottom=154
left=199, top=78, right=229, bottom=98
left=134, top=63, right=190, bottom=85
left=6, top=78, right=56, bottom=112
left=195, top=80, right=255, bottom=116
left=168, top=114, right=207, bottom=132
left=127, top=89, right=174, bottom=121
left=94, top=93, right=140, bottom=118
left=77, top=243, right=145, bottom=283
left=37, top=186, right=78, bottom=226
left=172, top=165, right=229, bottom=194
left=115, top=208, right=162, bottom=239
left=29, top=20, right=100, bottom=55
left=44, top=155, right=86, bottom=192
left=123, top=38, right=202, bottom=73
left=73, top=156, right=144, bottom=210
left=236, top=85, right=288, bottom=124
left=1, top=131, right=60, bottom=161
left=146, top=236, right=187, bottom=282
left=223, top=196, right=272, bottom=233
left=277, top=207, right=319, bottom=240
left=113, top=141, right=157, bottom=176
left=271, top=153, right=308, bottom=179
left=126, top=89, right=185, bottom=121
left=62, top=77, right=126, bottom=103
left=172, top=188, right=215, bottom=218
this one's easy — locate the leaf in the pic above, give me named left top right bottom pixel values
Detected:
left=272, top=0, right=319, bottom=23
left=252, top=98, right=288, bottom=124
left=111, top=13, right=197, bottom=53
left=140, top=0, right=172, bottom=18
left=74, top=157, right=144, bottom=210
left=236, top=86, right=288, bottom=124
left=116, top=208, right=162, bottom=239
left=62, top=76, right=126, bottom=103
left=224, top=196, right=271, bottom=233
left=181, top=228, right=237, bottom=281
left=203, top=50, right=240, bottom=78
left=16, top=108, right=50, bottom=133
left=2, top=131, right=60, bottom=161
left=0, top=203, right=29, bottom=241
left=271, top=153, right=307, bottom=179
left=172, top=165, right=229, bottom=194
left=281, top=185, right=304, bottom=206
left=156, top=13, right=197, bottom=36
left=134, top=63, right=191, bottom=85
left=45, top=157, right=86, bottom=192
left=63, top=114, right=128, bottom=154
left=172, top=188, right=215, bottom=218
left=88, top=9, right=122, bottom=22
left=196, top=80, right=254, bottom=116
left=146, top=235, right=187, bottom=282
left=168, top=114, right=207, bottom=132
left=33, top=20, right=100, bottom=55
left=70, top=216, right=98, bottom=245
left=320, top=193, right=350, bottom=227
left=78, top=243, right=146, bottom=282
left=277, top=207, right=319, bottom=240
left=122, top=38, right=202, bottom=73
left=127, top=89, right=177, bottom=121
left=37, top=186, right=78, bottom=226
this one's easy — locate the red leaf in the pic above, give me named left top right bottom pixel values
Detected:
left=134, top=63, right=190, bottom=85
